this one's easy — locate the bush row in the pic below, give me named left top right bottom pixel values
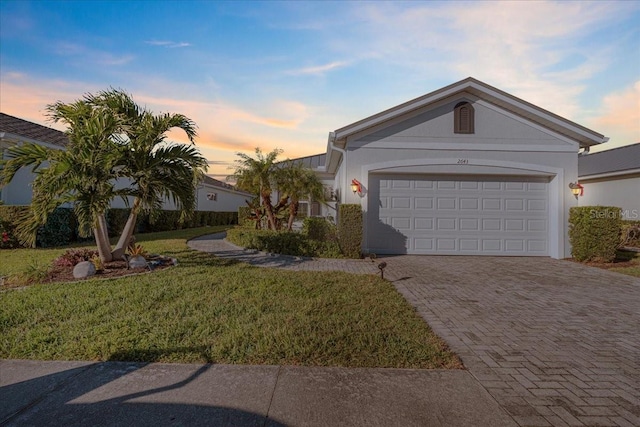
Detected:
left=226, top=216, right=343, bottom=258
left=568, top=206, right=622, bottom=262
left=338, top=204, right=363, bottom=259
left=0, top=206, right=237, bottom=249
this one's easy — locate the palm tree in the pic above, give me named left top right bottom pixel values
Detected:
left=1, top=89, right=208, bottom=263
left=0, top=100, right=125, bottom=261
left=229, top=148, right=282, bottom=231
left=277, top=161, right=326, bottom=230
left=85, top=89, right=208, bottom=259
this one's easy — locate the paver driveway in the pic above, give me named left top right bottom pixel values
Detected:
left=383, top=256, right=640, bottom=427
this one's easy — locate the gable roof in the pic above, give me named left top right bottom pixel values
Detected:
left=0, top=112, right=69, bottom=148
left=202, top=175, right=254, bottom=196
left=331, top=77, right=607, bottom=148
left=579, top=143, right=640, bottom=178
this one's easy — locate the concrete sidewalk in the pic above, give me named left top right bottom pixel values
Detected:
left=1, top=360, right=516, bottom=426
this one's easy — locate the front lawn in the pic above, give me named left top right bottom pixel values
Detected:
left=609, top=250, right=640, bottom=277
left=0, top=228, right=460, bottom=369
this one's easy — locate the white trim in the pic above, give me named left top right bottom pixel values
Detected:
left=358, top=158, right=565, bottom=259
left=334, top=78, right=605, bottom=146
left=355, top=142, right=577, bottom=153
left=578, top=168, right=640, bottom=181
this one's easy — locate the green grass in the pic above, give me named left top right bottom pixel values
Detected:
left=0, top=227, right=460, bottom=369
left=609, top=250, right=640, bottom=277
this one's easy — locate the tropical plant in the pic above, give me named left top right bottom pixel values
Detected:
left=85, top=89, right=207, bottom=259
left=229, top=148, right=282, bottom=231
left=277, top=161, right=326, bottom=231
left=0, top=89, right=208, bottom=263
left=0, top=99, right=125, bottom=260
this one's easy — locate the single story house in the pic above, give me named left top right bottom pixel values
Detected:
left=303, top=77, right=609, bottom=259
left=0, top=112, right=252, bottom=211
left=578, top=143, right=640, bottom=219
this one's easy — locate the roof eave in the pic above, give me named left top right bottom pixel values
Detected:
left=332, top=77, right=607, bottom=148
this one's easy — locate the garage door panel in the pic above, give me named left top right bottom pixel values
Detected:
left=437, top=198, right=456, bottom=210
left=415, top=198, right=434, bottom=209
left=391, top=197, right=411, bottom=209
left=369, top=174, right=549, bottom=256
left=459, top=198, right=479, bottom=210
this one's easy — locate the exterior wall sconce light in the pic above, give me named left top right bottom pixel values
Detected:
left=568, top=182, right=583, bottom=198
left=351, top=179, right=363, bottom=195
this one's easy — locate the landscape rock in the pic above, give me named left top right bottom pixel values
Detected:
left=73, top=261, right=96, bottom=279
left=128, top=255, right=148, bottom=269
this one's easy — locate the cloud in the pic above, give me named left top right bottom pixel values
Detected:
left=588, top=81, right=640, bottom=148
left=326, top=1, right=633, bottom=120
left=53, top=41, right=134, bottom=66
left=288, top=61, right=349, bottom=76
left=144, top=40, right=192, bottom=48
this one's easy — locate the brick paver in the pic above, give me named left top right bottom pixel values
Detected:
left=384, top=256, right=640, bottom=427
left=190, top=234, right=640, bottom=427
left=188, top=233, right=380, bottom=274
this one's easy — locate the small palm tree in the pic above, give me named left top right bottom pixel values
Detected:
left=1, top=100, right=125, bottom=261
left=1, top=89, right=208, bottom=263
left=277, top=161, right=326, bottom=230
left=86, top=89, right=207, bottom=259
left=229, top=148, right=282, bottom=231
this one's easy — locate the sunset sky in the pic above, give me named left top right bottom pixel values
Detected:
left=1, top=1, right=639, bottom=180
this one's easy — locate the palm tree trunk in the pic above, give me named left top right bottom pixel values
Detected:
left=262, top=194, right=277, bottom=231
left=111, top=198, right=141, bottom=259
left=287, top=200, right=299, bottom=231
left=98, top=214, right=110, bottom=246
left=94, top=220, right=113, bottom=263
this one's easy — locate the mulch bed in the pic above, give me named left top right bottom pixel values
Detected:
left=43, top=257, right=175, bottom=284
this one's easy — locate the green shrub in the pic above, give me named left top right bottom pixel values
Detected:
left=147, top=210, right=182, bottom=232
left=226, top=227, right=343, bottom=258
left=569, top=206, right=622, bottom=262
left=106, top=208, right=131, bottom=237
left=238, top=206, right=251, bottom=227
left=37, top=208, right=74, bottom=248
left=338, top=204, right=363, bottom=259
left=0, top=218, right=21, bottom=249
left=303, top=217, right=337, bottom=241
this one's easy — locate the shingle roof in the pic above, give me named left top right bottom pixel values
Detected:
left=202, top=175, right=253, bottom=196
left=579, top=143, right=640, bottom=177
left=0, top=113, right=69, bottom=147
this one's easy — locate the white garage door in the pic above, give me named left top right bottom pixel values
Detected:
left=367, top=174, right=549, bottom=255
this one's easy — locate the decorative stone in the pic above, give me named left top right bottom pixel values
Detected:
left=73, top=261, right=96, bottom=279
left=128, top=255, right=148, bottom=269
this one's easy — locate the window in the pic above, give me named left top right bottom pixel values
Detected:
left=454, top=102, right=475, bottom=134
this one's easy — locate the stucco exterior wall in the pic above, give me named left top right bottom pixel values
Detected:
left=336, top=98, right=580, bottom=258
left=579, top=175, right=640, bottom=220
left=1, top=168, right=35, bottom=205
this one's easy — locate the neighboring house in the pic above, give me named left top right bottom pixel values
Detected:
left=578, top=143, right=640, bottom=219
left=0, top=112, right=251, bottom=211
left=298, top=77, right=608, bottom=259
left=0, top=113, right=68, bottom=205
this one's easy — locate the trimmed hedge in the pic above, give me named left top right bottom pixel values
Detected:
left=226, top=226, right=343, bottom=258
left=338, top=204, right=363, bottom=259
left=303, top=217, right=337, bottom=241
left=36, top=208, right=74, bottom=248
left=238, top=206, right=251, bottom=227
left=569, top=206, right=622, bottom=262
left=0, top=205, right=237, bottom=248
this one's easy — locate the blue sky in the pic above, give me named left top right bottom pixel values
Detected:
left=1, top=1, right=639, bottom=179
